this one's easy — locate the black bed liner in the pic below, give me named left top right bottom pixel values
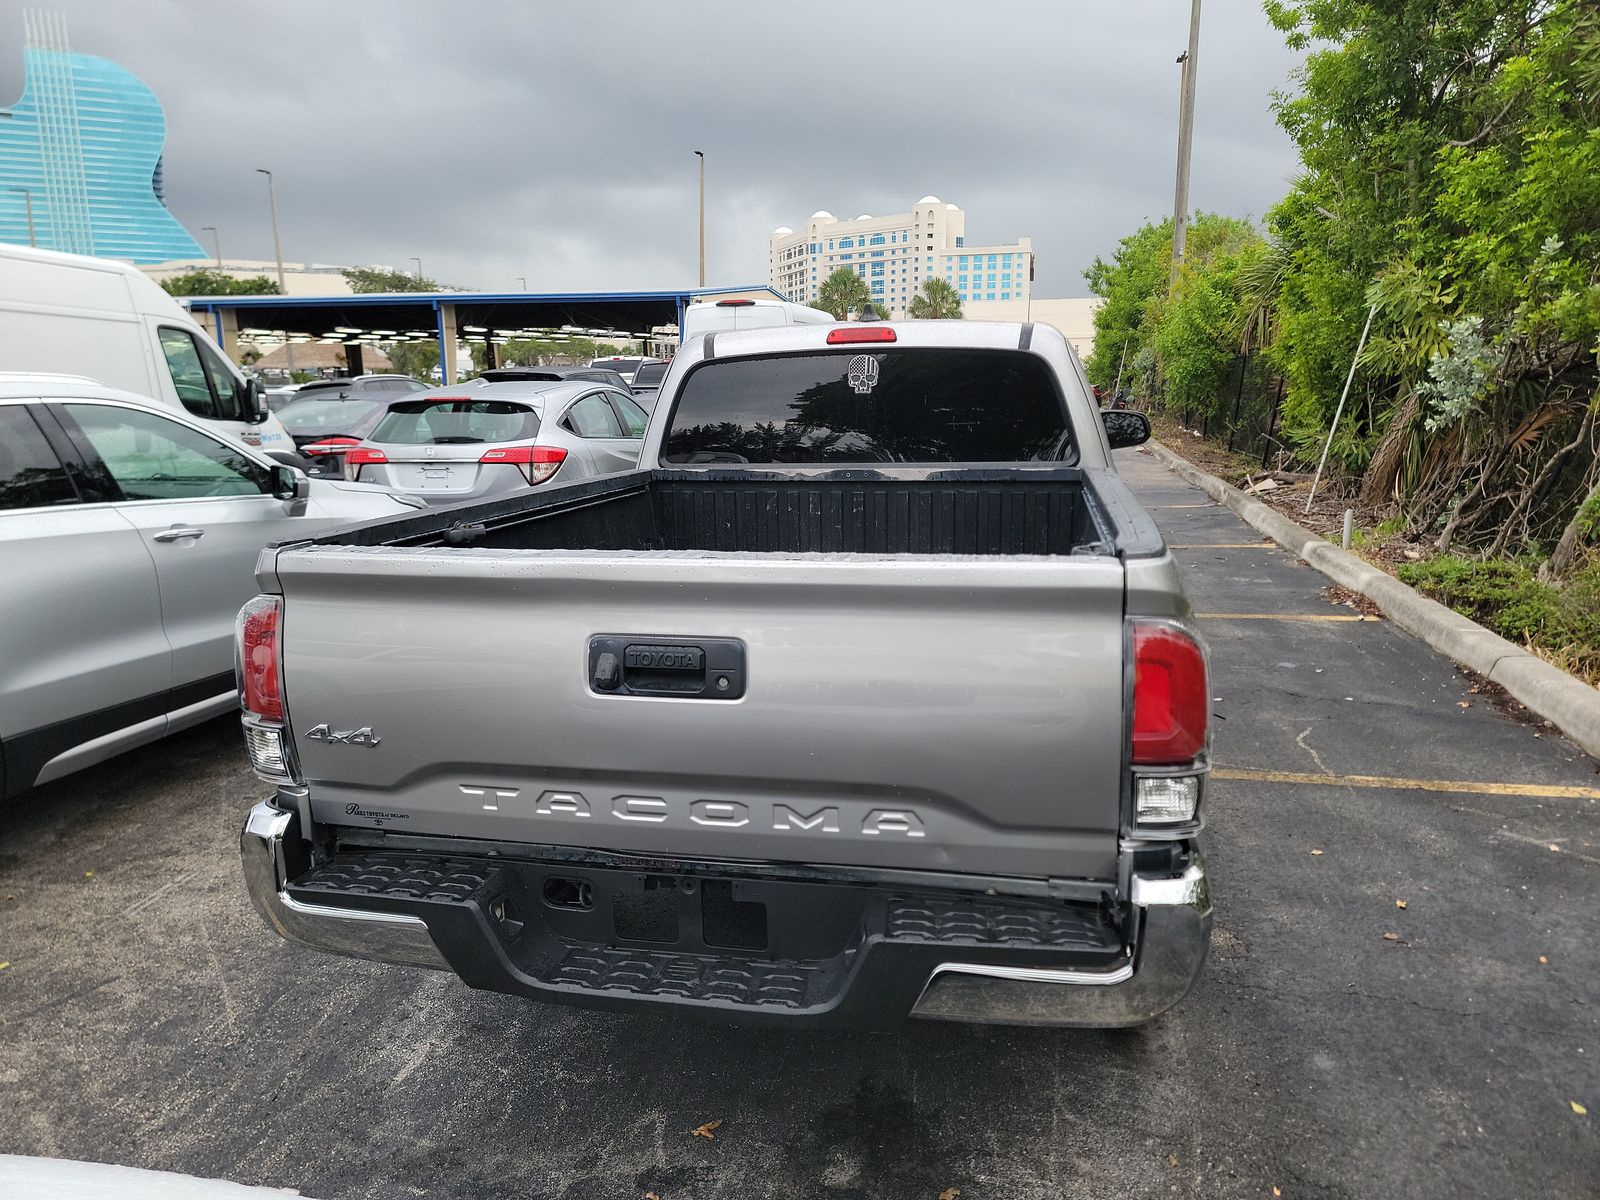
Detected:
left=300, top=466, right=1165, bottom=559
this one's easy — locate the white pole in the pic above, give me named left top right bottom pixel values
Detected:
left=1306, top=302, right=1377, bottom=514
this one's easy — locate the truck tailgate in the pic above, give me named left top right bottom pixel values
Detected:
left=274, top=546, right=1128, bottom=882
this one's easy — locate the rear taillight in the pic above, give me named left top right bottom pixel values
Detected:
left=826, top=326, right=897, bottom=344
left=1131, top=623, right=1208, bottom=765
left=344, top=446, right=387, bottom=481
left=301, top=436, right=360, bottom=456
left=236, top=596, right=283, bottom=722
left=237, top=595, right=297, bottom=782
left=479, top=444, right=567, bottom=484
left=716, top=298, right=755, bottom=307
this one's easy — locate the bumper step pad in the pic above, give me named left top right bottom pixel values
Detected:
left=291, top=856, right=506, bottom=905
left=546, top=946, right=817, bottom=1008
left=887, top=896, right=1113, bottom=950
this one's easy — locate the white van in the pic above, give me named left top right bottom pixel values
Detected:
left=679, top=297, right=835, bottom=343
left=0, top=243, right=294, bottom=460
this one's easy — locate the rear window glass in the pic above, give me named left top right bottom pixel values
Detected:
left=371, top=400, right=540, bottom=445
left=0, top=407, right=76, bottom=510
left=661, top=349, right=1072, bottom=465
left=276, top=398, right=384, bottom=434
left=633, top=362, right=668, bottom=386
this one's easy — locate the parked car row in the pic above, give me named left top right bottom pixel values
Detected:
left=0, top=247, right=660, bottom=802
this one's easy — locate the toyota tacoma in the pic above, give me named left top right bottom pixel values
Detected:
left=237, top=321, right=1212, bottom=1028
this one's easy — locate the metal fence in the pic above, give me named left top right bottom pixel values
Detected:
left=1179, top=353, right=1287, bottom=466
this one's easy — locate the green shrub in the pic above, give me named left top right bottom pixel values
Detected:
left=1398, top=555, right=1600, bottom=681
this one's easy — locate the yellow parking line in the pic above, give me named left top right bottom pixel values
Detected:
left=1169, top=543, right=1280, bottom=549
left=1193, top=613, right=1380, bottom=622
left=1214, top=766, right=1600, bottom=801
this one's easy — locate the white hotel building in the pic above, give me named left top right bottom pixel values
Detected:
left=769, top=197, right=1032, bottom=318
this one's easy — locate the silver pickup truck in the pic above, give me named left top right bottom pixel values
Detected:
left=237, top=321, right=1212, bottom=1028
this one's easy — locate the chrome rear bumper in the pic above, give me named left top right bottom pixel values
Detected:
left=909, top=856, right=1212, bottom=1027
left=241, top=801, right=448, bottom=971
left=243, top=799, right=1210, bottom=1027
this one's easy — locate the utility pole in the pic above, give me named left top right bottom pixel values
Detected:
left=9, top=187, right=36, bottom=248
left=255, top=169, right=292, bottom=373
left=202, top=225, right=221, bottom=267
left=694, top=150, right=705, bottom=287
left=1170, top=0, right=1202, bottom=290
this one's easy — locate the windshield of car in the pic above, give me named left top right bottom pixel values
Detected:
left=632, top=362, right=668, bottom=387
left=275, top=397, right=385, bottom=434
left=595, top=358, right=642, bottom=372
left=369, top=399, right=541, bottom=444
left=661, top=349, right=1072, bottom=464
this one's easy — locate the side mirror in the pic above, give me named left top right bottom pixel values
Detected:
left=247, top=378, right=270, bottom=424
left=1101, top=409, right=1151, bottom=449
left=272, top=464, right=311, bottom=509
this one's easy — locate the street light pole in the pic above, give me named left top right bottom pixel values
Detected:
left=410, top=256, right=423, bottom=281
left=516, top=276, right=527, bottom=291
left=1170, top=0, right=1202, bottom=290
left=255, top=169, right=292, bottom=373
left=9, top=187, right=36, bottom=248
left=694, top=150, right=705, bottom=288
left=202, top=225, right=221, bottom=268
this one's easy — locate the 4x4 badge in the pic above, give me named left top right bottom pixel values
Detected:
left=305, top=723, right=381, bottom=747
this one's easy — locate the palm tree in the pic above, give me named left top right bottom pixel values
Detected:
left=816, top=267, right=871, bottom=320
left=907, top=277, right=963, bottom=320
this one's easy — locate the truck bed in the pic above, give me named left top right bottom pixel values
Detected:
left=292, top=465, right=1164, bottom=560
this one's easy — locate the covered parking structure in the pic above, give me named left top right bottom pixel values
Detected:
left=185, top=285, right=783, bottom=383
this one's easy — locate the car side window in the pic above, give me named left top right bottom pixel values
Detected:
left=60, top=403, right=272, bottom=502
left=563, top=394, right=625, bottom=438
left=0, top=406, right=78, bottom=511
left=157, top=327, right=247, bottom=422
left=608, top=391, right=649, bottom=437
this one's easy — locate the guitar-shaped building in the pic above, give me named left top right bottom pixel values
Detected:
left=0, top=10, right=204, bottom=264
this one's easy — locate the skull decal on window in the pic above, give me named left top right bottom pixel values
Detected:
left=846, top=354, right=881, bottom=395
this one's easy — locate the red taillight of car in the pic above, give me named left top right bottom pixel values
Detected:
left=479, top=444, right=567, bottom=484
left=343, top=446, right=388, bottom=481
left=1131, top=623, right=1208, bottom=765
left=236, top=595, right=283, bottom=722
left=301, top=436, right=360, bottom=457
left=717, top=298, right=755, bottom=307
left=826, top=326, right=897, bottom=344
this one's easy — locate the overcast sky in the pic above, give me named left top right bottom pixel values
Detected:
left=0, top=1, right=1303, bottom=297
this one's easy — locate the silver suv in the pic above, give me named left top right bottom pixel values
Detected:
left=0, top=375, right=424, bottom=799
left=344, top=381, right=649, bottom=505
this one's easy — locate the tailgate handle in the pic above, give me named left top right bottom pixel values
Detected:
left=589, top=636, right=746, bottom=700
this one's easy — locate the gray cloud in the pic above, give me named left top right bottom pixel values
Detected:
left=0, top=0, right=1304, bottom=296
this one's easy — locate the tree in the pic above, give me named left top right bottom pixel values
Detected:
left=906, top=277, right=964, bottom=320
left=342, top=266, right=456, bottom=293
left=386, top=340, right=440, bottom=380
left=160, top=269, right=278, bottom=296
left=815, top=267, right=872, bottom=320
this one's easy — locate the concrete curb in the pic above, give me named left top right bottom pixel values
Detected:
left=1145, top=440, right=1600, bottom=760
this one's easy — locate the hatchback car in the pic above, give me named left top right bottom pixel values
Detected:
left=345, top=381, right=649, bottom=504
left=628, top=359, right=670, bottom=411
left=0, top=375, right=424, bottom=799
left=273, top=393, right=393, bottom=476
left=587, top=356, right=663, bottom=386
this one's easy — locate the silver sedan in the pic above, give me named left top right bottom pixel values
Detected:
left=344, top=381, right=649, bottom=504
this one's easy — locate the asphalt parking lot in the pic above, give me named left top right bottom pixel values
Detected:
left=2, top=448, right=1597, bottom=1200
